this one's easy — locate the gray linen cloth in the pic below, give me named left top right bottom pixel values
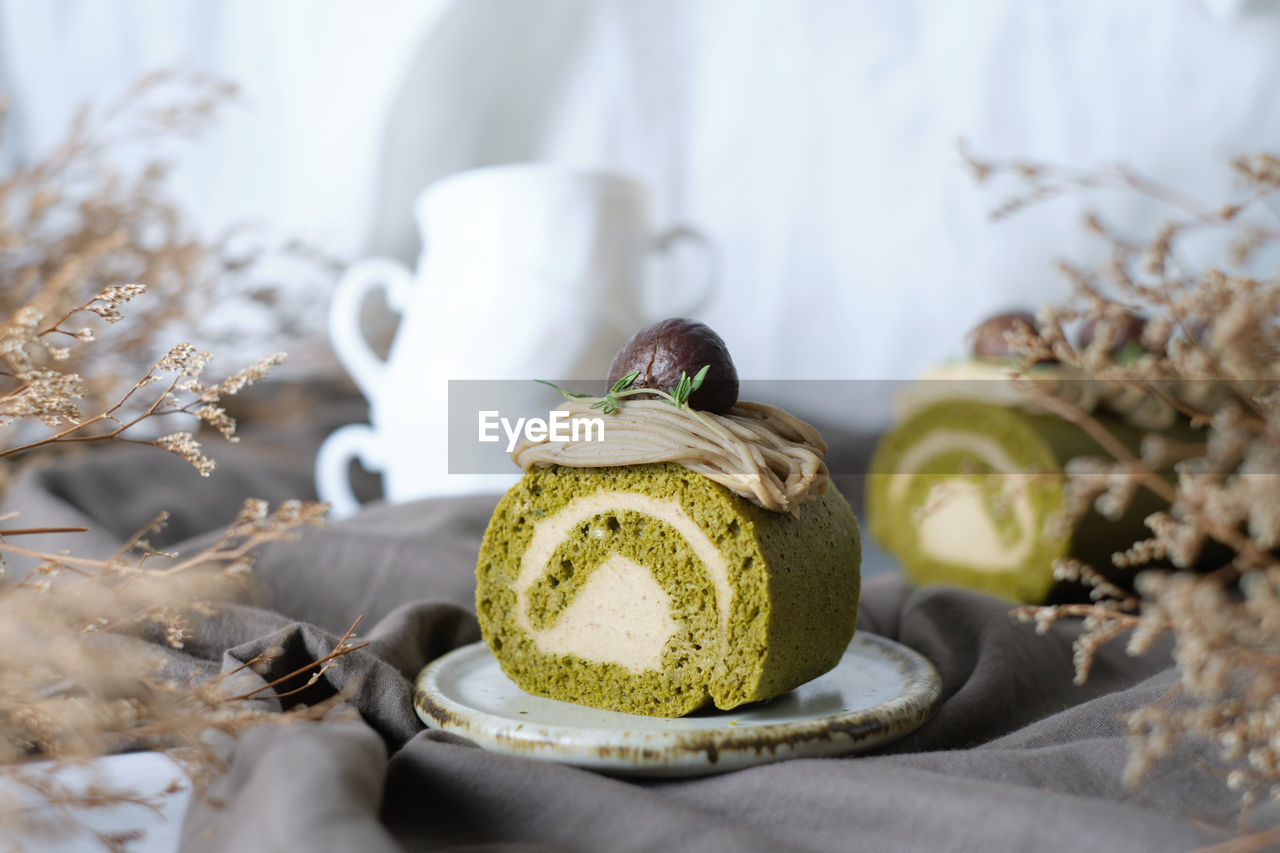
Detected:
left=2, top=397, right=1262, bottom=852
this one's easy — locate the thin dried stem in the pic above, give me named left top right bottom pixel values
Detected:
left=0, top=71, right=349, bottom=850
left=972, top=143, right=1280, bottom=831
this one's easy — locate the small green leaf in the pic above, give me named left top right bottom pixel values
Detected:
left=534, top=378, right=591, bottom=399
left=689, top=364, right=710, bottom=393
left=611, top=370, right=640, bottom=394
left=671, top=372, right=687, bottom=402
left=1115, top=340, right=1147, bottom=366
left=590, top=398, right=608, bottom=410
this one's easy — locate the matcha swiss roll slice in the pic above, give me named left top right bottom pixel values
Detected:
left=476, top=462, right=861, bottom=716
left=474, top=319, right=862, bottom=717
left=868, top=309, right=1198, bottom=603
left=866, top=398, right=1155, bottom=603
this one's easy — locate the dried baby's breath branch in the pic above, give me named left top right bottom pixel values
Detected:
left=0, top=69, right=338, bottom=436
left=971, top=143, right=1280, bottom=830
left=0, top=71, right=236, bottom=399
left=961, top=140, right=1280, bottom=241
left=1021, top=383, right=1274, bottom=571
left=0, top=73, right=347, bottom=848
left=0, top=526, right=90, bottom=536
left=0, top=501, right=345, bottom=796
left=219, top=615, right=368, bottom=703
left=0, top=609, right=365, bottom=848
left=1, top=330, right=285, bottom=476
left=2, top=500, right=327, bottom=594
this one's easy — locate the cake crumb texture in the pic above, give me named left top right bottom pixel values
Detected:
left=475, top=463, right=861, bottom=717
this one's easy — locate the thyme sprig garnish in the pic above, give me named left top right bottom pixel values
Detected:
left=535, top=364, right=731, bottom=439
left=537, top=365, right=707, bottom=413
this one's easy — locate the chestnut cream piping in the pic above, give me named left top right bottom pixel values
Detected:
left=511, top=399, right=829, bottom=514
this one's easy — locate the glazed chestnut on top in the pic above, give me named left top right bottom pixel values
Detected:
left=606, top=318, right=739, bottom=414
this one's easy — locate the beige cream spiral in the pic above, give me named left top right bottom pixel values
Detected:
left=511, top=399, right=829, bottom=514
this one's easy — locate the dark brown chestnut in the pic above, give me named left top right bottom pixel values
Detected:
left=969, top=311, right=1039, bottom=359
left=606, top=318, right=739, bottom=413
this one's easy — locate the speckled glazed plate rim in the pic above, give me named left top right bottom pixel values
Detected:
left=413, top=633, right=942, bottom=777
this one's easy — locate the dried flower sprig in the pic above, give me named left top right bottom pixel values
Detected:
left=968, top=142, right=1280, bottom=837
left=0, top=498, right=347, bottom=800
left=0, top=499, right=361, bottom=852
left=0, top=70, right=236, bottom=395
left=0, top=285, right=284, bottom=477
left=0, top=72, right=346, bottom=848
left=0, top=68, right=341, bottom=428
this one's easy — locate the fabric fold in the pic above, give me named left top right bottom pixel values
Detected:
left=0, top=389, right=1253, bottom=851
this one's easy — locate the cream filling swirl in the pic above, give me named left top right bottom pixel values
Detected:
left=511, top=399, right=829, bottom=513
left=916, top=480, right=1036, bottom=570
left=513, top=490, right=732, bottom=672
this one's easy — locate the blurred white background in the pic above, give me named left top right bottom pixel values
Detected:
left=2, top=0, right=1280, bottom=417
left=3, top=7, right=1279, bottom=842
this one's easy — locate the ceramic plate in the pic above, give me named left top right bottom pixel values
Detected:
left=413, top=633, right=941, bottom=777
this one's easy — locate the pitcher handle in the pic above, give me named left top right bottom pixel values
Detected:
left=315, top=423, right=383, bottom=520
left=650, top=225, right=719, bottom=318
left=329, top=258, right=415, bottom=400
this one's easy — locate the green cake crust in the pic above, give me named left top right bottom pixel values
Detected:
left=475, top=463, right=862, bottom=717
left=866, top=398, right=1159, bottom=603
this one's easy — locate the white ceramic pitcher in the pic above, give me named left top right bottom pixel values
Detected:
left=317, top=165, right=717, bottom=518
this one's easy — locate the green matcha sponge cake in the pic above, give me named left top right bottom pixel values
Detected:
left=869, top=309, right=1208, bottom=603
left=476, top=318, right=861, bottom=717
left=476, top=462, right=861, bottom=717
left=866, top=397, right=1155, bottom=603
